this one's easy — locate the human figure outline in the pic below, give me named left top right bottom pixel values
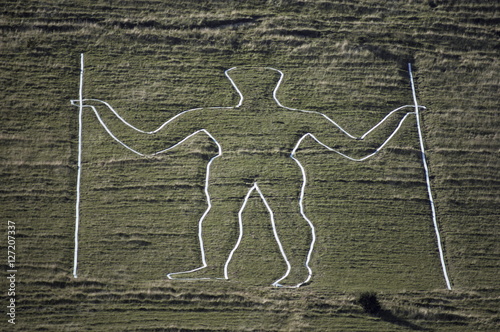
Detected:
left=72, top=66, right=424, bottom=288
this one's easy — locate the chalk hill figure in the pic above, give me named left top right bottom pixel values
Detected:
left=72, top=67, right=422, bottom=288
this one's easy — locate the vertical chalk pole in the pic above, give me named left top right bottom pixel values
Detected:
left=73, top=53, right=84, bottom=278
left=408, top=63, right=451, bottom=290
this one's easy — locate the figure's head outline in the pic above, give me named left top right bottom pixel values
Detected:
left=224, top=66, right=286, bottom=108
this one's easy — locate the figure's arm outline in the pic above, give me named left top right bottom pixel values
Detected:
left=72, top=99, right=230, bottom=157
left=70, top=64, right=246, bottom=156
left=291, top=111, right=417, bottom=161
left=254, top=67, right=425, bottom=160
left=262, top=67, right=426, bottom=141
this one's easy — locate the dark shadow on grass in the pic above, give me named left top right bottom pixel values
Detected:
left=357, top=292, right=431, bottom=331
left=377, top=309, right=432, bottom=331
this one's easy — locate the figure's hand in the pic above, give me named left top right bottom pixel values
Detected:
left=70, top=100, right=80, bottom=107
left=407, top=105, right=426, bottom=116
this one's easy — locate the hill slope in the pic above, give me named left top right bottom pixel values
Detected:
left=1, top=0, right=499, bottom=330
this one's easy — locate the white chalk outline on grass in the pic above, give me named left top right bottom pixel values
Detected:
left=73, top=53, right=84, bottom=279
left=73, top=54, right=450, bottom=289
left=409, top=64, right=451, bottom=290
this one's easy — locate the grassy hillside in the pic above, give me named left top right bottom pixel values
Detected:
left=1, top=0, right=499, bottom=330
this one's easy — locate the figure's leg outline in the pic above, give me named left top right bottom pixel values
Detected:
left=167, top=131, right=226, bottom=280
left=293, top=155, right=316, bottom=287
left=223, top=183, right=272, bottom=279
left=166, top=155, right=220, bottom=280
left=250, top=184, right=295, bottom=286
left=238, top=157, right=315, bottom=288
left=221, top=180, right=315, bottom=288
left=269, top=156, right=316, bottom=288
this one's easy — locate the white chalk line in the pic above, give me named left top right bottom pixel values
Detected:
left=74, top=60, right=441, bottom=288
left=409, top=64, right=451, bottom=290
left=166, top=181, right=313, bottom=288
left=73, top=53, right=84, bottom=278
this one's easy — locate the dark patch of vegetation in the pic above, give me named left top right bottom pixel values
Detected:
left=358, top=291, right=382, bottom=315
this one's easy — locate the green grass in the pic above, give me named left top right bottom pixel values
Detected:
left=1, top=0, right=499, bottom=330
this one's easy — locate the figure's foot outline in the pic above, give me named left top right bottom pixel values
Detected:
left=271, top=265, right=312, bottom=288
left=167, top=266, right=227, bottom=281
